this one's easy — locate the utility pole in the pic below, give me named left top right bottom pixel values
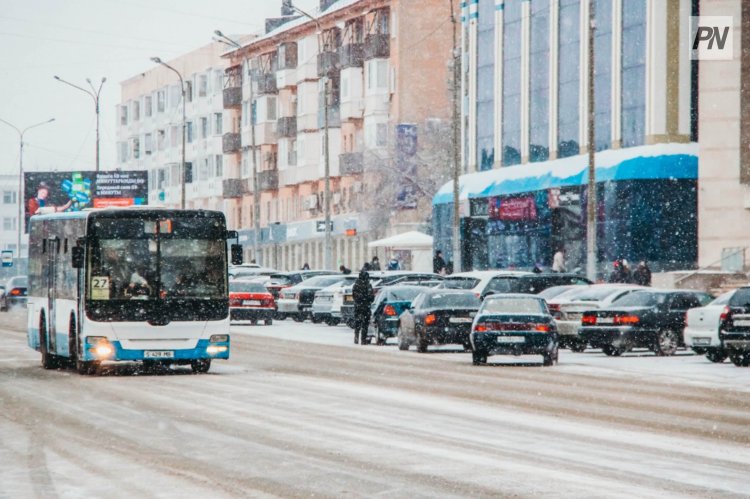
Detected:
left=151, top=57, right=187, bottom=209
left=0, top=117, right=55, bottom=273
left=53, top=76, right=106, bottom=173
left=215, top=30, right=261, bottom=264
left=450, top=1, right=462, bottom=273
left=586, top=0, right=597, bottom=281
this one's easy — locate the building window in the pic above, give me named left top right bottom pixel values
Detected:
left=198, top=74, right=208, bottom=97
left=132, top=137, right=140, bottom=159
left=186, top=122, right=194, bottom=143
left=170, top=125, right=179, bottom=147
left=120, top=105, right=128, bottom=125
left=157, top=129, right=166, bottom=150
left=502, top=0, right=522, bottom=166
left=144, top=133, right=153, bottom=155
left=215, top=154, right=223, bottom=177
left=132, top=101, right=140, bottom=121
left=621, top=0, right=646, bottom=148
left=214, top=113, right=223, bottom=135
left=266, top=96, right=277, bottom=121
left=200, top=157, right=210, bottom=181
left=529, top=0, right=550, bottom=162
left=157, top=90, right=166, bottom=112
left=476, top=0, right=495, bottom=171
left=594, top=0, right=613, bottom=151
left=3, top=191, right=16, bottom=204
left=3, top=217, right=16, bottom=231
left=145, top=95, right=152, bottom=117
left=289, top=139, right=297, bottom=165
left=558, top=0, right=580, bottom=158
left=186, top=81, right=193, bottom=102
left=200, top=117, right=209, bottom=138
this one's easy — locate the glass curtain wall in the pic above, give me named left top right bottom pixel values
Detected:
left=476, top=0, right=496, bottom=170
left=557, top=0, right=580, bottom=158
left=621, top=0, right=646, bottom=147
left=594, top=0, right=612, bottom=151
left=529, top=0, right=550, bottom=162
left=502, top=0, right=522, bottom=166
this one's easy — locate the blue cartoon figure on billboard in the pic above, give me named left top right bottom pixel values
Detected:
left=61, top=172, right=93, bottom=210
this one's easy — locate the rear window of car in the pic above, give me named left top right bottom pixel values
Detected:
left=729, top=288, right=750, bottom=307
left=9, top=277, right=27, bottom=288
left=442, top=277, right=480, bottom=290
left=570, top=287, right=626, bottom=302
left=483, top=297, right=547, bottom=315
left=268, top=274, right=296, bottom=286
left=611, top=291, right=667, bottom=307
left=425, top=292, right=481, bottom=308
left=229, top=282, right=268, bottom=293
left=385, top=288, right=424, bottom=302
left=538, top=285, right=577, bottom=300
left=304, top=276, right=344, bottom=287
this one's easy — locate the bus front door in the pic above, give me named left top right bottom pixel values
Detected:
left=47, top=237, right=59, bottom=353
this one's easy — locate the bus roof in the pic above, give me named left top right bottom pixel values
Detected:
left=30, top=207, right=225, bottom=223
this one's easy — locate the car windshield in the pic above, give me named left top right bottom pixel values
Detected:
left=425, top=292, right=480, bottom=308
left=570, top=287, right=627, bottom=302
left=229, top=281, right=268, bottom=293
left=483, top=297, right=547, bottom=315
left=611, top=292, right=667, bottom=307
left=386, top=288, right=424, bottom=301
left=442, top=277, right=480, bottom=290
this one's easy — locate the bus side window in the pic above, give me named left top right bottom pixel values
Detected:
left=42, top=239, right=47, bottom=254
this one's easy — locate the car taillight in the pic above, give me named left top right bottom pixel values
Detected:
left=425, top=314, right=437, bottom=325
left=614, top=315, right=640, bottom=325
left=582, top=314, right=597, bottom=325
left=10, top=288, right=22, bottom=296
left=384, top=304, right=397, bottom=316
left=720, top=306, right=731, bottom=322
left=474, top=323, right=488, bottom=332
left=261, top=298, right=274, bottom=307
left=534, top=324, right=551, bottom=332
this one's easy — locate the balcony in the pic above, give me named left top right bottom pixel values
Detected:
left=339, top=152, right=363, bottom=175
left=222, top=132, right=241, bottom=153
left=317, top=51, right=340, bottom=77
left=364, top=34, right=390, bottom=60
left=222, top=179, right=243, bottom=198
left=277, top=116, right=297, bottom=138
left=257, top=73, right=278, bottom=95
left=339, top=43, right=364, bottom=69
left=223, top=86, right=242, bottom=108
left=258, top=169, right=279, bottom=190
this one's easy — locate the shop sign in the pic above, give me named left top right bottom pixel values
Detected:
left=489, top=196, right=537, bottom=221
left=470, top=198, right=489, bottom=217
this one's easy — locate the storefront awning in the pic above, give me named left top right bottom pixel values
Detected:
left=368, top=231, right=433, bottom=249
left=433, top=143, right=698, bottom=205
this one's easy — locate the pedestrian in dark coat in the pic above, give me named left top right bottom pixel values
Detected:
left=370, top=256, right=381, bottom=271
left=632, top=261, right=652, bottom=286
left=339, top=265, right=352, bottom=275
left=608, top=259, right=631, bottom=283
left=352, top=270, right=374, bottom=344
left=433, top=250, right=447, bottom=275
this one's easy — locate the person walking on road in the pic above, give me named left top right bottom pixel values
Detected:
left=433, top=250, right=447, bottom=275
left=632, top=261, right=652, bottom=286
left=352, top=270, right=374, bottom=345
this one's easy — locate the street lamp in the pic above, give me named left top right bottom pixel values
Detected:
left=151, top=56, right=187, bottom=210
left=0, top=117, right=55, bottom=273
left=215, top=30, right=261, bottom=264
left=290, top=2, right=333, bottom=270
left=586, top=0, right=597, bottom=281
left=53, top=75, right=106, bottom=173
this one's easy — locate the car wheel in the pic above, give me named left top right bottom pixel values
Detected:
left=472, top=350, right=487, bottom=365
left=397, top=327, right=409, bottom=351
left=543, top=345, right=559, bottom=366
left=416, top=335, right=429, bottom=353
left=265, top=319, right=273, bottom=326
left=292, top=314, right=304, bottom=323
left=462, top=342, right=473, bottom=352
left=275, top=313, right=287, bottom=321
left=570, top=339, right=587, bottom=353
left=39, top=314, right=58, bottom=370
left=602, top=344, right=623, bottom=357
left=729, top=351, right=750, bottom=367
left=250, top=319, right=258, bottom=325
left=656, top=329, right=679, bottom=356
left=311, top=315, right=323, bottom=324
left=190, top=359, right=211, bottom=373
left=705, top=348, right=727, bottom=363
left=328, top=318, right=341, bottom=326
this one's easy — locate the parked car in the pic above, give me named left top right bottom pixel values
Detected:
left=716, top=287, right=750, bottom=367
left=368, top=286, right=426, bottom=345
left=480, top=273, right=591, bottom=298
left=537, top=284, right=586, bottom=301
left=439, top=270, right=532, bottom=298
left=265, top=271, right=337, bottom=318
left=0, top=275, right=27, bottom=311
left=579, top=289, right=712, bottom=356
left=397, top=289, right=481, bottom=352
left=547, top=284, right=645, bottom=351
left=311, top=276, right=358, bottom=325
left=341, top=271, right=442, bottom=328
left=228, top=265, right=277, bottom=280
left=229, top=280, right=275, bottom=324
left=684, top=290, right=736, bottom=363
left=277, top=274, right=348, bottom=322
left=470, top=294, right=559, bottom=366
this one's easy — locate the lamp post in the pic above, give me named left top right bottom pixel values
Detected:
left=0, top=117, right=55, bottom=273
left=291, top=2, right=333, bottom=270
left=151, top=57, right=187, bottom=210
left=586, top=0, right=597, bottom=281
left=215, top=30, right=261, bottom=264
left=450, top=0, right=461, bottom=273
left=53, top=75, right=106, bottom=173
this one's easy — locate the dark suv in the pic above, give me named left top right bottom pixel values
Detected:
left=718, top=287, right=750, bottom=367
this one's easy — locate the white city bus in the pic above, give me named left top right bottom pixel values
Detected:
left=27, top=207, right=242, bottom=374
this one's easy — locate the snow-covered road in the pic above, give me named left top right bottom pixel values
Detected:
left=1, top=311, right=749, bottom=497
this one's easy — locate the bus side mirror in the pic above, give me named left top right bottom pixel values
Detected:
left=231, top=244, right=243, bottom=265
left=72, top=246, right=84, bottom=269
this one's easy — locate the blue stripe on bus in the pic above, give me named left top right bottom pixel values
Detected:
left=83, top=339, right=230, bottom=361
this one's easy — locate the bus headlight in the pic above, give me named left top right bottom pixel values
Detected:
left=209, top=334, right=229, bottom=343
left=206, top=345, right=228, bottom=355
left=86, top=337, right=114, bottom=358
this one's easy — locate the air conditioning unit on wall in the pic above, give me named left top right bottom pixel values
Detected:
left=304, top=194, right=318, bottom=210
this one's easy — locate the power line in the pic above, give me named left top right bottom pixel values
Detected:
left=0, top=31, right=186, bottom=52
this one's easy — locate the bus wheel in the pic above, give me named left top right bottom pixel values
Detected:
left=69, top=315, right=93, bottom=375
left=191, top=359, right=211, bottom=374
left=39, top=314, right=58, bottom=370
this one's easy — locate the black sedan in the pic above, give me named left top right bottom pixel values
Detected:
left=398, top=289, right=481, bottom=352
left=470, top=294, right=559, bottom=366
left=368, top=286, right=426, bottom=345
left=579, top=289, right=712, bottom=356
left=716, top=286, right=750, bottom=367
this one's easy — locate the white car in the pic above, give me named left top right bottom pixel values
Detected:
left=311, top=276, right=357, bottom=325
left=440, top=270, right=532, bottom=298
left=684, top=290, right=734, bottom=363
left=547, top=284, right=645, bottom=351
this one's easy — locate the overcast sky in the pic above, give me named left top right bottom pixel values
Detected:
left=0, top=0, right=318, bottom=176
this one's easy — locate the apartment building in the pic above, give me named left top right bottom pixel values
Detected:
left=433, top=0, right=699, bottom=274
left=0, top=175, right=23, bottom=254
left=222, top=0, right=456, bottom=270
left=117, top=42, right=237, bottom=214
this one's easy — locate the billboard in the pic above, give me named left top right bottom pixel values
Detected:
left=24, top=170, right=148, bottom=231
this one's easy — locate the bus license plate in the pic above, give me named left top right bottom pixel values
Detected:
left=144, top=350, right=174, bottom=359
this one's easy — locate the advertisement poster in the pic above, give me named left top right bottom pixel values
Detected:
left=24, top=170, right=148, bottom=231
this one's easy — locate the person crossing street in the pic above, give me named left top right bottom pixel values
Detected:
left=352, top=270, right=374, bottom=344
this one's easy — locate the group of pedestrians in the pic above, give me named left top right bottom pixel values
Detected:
left=609, top=258, right=652, bottom=286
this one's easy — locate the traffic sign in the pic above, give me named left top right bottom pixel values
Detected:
left=1, top=250, right=13, bottom=267
left=316, top=221, right=333, bottom=232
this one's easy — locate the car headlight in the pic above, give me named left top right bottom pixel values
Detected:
left=209, top=334, right=229, bottom=343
